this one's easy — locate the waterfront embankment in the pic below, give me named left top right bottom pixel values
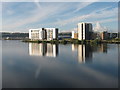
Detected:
left=22, top=38, right=120, bottom=44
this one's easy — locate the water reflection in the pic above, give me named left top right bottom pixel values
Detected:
left=29, top=43, right=108, bottom=63
left=78, top=44, right=93, bottom=63
left=29, top=43, right=59, bottom=57
left=71, top=44, right=108, bottom=63
left=92, top=44, right=107, bottom=53
left=2, top=40, right=118, bottom=88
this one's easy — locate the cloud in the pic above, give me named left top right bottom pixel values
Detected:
left=93, top=22, right=108, bottom=32
left=3, top=2, right=95, bottom=31
left=73, top=2, right=94, bottom=13
left=52, top=7, right=117, bottom=27
left=3, top=2, right=68, bottom=30
left=93, top=18, right=117, bottom=24
left=2, top=2, right=118, bottom=32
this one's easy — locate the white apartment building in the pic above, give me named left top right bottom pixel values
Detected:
left=78, top=22, right=92, bottom=40
left=29, top=28, right=58, bottom=40
left=72, top=31, right=75, bottom=39
left=44, top=28, right=58, bottom=40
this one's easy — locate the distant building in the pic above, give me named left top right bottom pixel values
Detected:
left=93, top=31, right=119, bottom=40
left=109, top=33, right=118, bottom=39
left=71, top=31, right=78, bottom=39
left=90, top=32, right=98, bottom=40
left=29, top=28, right=58, bottom=40
left=58, top=32, right=72, bottom=39
left=118, top=32, right=120, bottom=38
left=29, top=28, right=42, bottom=40
left=44, top=28, right=58, bottom=40
left=78, top=22, right=92, bottom=40
left=100, top=31, right=108, bottom=40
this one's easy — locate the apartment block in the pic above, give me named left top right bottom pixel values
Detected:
left=78, top=22, right=92, bottom=40
left=29, top=28, right=58, bottom=40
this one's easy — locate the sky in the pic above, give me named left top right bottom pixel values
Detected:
left=1, top=1, right=118, bottom=33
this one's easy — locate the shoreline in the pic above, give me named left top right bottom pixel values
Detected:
left=22, top=39, right=120, bottom=44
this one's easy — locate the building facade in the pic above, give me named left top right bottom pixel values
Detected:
left=72, top=31, right=78, bottom=39
left=29, top=28, right=58, bottom=40
left=78, top=22, right=92, bottom=40
left=29, top=29, right=41, bottom=40
left=97, top=31, right=109, bottom=40
left=44, top=28, right=58, bottom=40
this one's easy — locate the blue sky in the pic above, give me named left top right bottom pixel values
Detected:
left=2, top=2, right=118, bottom=32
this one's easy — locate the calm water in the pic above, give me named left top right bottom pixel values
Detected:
left=2, top=40, right=119, bottom=88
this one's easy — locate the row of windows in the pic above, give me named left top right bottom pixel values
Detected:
left=31, top=30, right=39, bottom=32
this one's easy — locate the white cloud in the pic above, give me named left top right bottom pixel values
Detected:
left=93, top=22, right=108, bottom=32
left=52, top=7, right=117, bottom=27
left=73, top=2, right=93, bottom=13
left=3, top=2, right=95, bottom=31
left=2, top=2, right=118, bottom=32
left=93, top=18, right=117, bottom=24
left=3, top=3, right=67, bottom=30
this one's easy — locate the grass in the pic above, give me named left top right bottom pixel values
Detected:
left=22, top=38, right=120, bottom=44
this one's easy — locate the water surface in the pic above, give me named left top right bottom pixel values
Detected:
left=2, top=40, right=119, bottom=88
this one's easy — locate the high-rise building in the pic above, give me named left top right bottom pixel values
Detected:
left=78, top=22, right=92, bottom=40
left=29, top=28, right=58, bottom=40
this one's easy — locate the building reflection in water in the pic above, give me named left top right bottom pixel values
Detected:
left=72, top=44, right=108, bottom=63
left=29, top=43, right=59, bottom=57
left=78, top=44, right=92, bottom=63
left=97, top=44, right=107, bottom=53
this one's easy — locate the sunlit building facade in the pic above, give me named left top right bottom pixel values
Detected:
left=44, top=28, right=58, bottom=40
left=29, top=29, right=42, bottom=40
left=72, top=31, right=78, bottom=39
left=78, top=22, right=92, bottom=40
left=29, top=28, right=58, bottom=40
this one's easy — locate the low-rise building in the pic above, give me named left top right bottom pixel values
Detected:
left=71, top=31, right=78, bottom=39
left=101, top=31, right=108, bottom=40
left=29, top=28, right=58, bottom=40
left=109, top=33, right=118, bottom=39
left=97, top=31, right=109, bottom=40
left=58, top=32, right=72, bottom=39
